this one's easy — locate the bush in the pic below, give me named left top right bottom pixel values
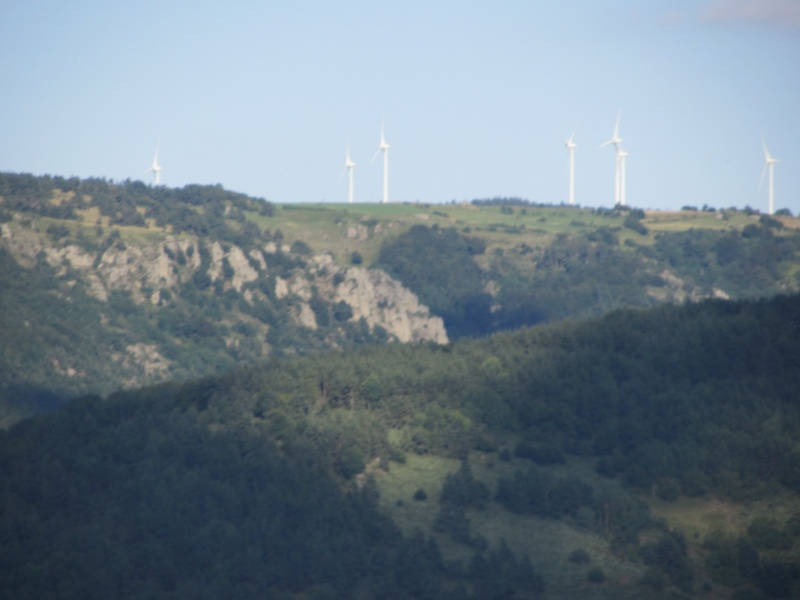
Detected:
left=656, top=478, right=681, bottom=502
left=433, top=505, right=472, bottom=544
left=732, top=588, right=768, bottom=600
left=439, top=461, right=490, bottom=509
left=623, top=212, right=648, bottom=235
left=337, top=445, right=365, bottom=479
left=587, top=568, right=605, bottom=583
left=594, top=457, right=618, bottom=478
left=568, top=548, right=591, bottom=565
left=514, top=440, right=565, bottom=465
left=413, top=489, right=428, bottom=501
left=46, top=224, right=70, bottom=240
left=290, top=240, right=312, bottom=255
left=332, top=301, right=353, bottom=322
left=640, top=567, right=666, bottom=590
left=748, top=517, right=793, bottom=550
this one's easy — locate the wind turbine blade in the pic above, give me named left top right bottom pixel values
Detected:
left=371, top=148, right=381, bottom=163
left=759, top=164, right=767, bottom=191
left=761, top=136, right=771, bottom=161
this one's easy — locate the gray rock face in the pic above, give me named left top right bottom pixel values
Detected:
left=269, top=254, right=447, bottom=344
left=1, top=220, right=448, bottom=347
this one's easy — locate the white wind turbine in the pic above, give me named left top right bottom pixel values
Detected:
left=564, top=130, right=577, bottom=205
left=344, top=146, right=356, bottom=204
left=371, top=123, right=390, bottom=203
left=600, top=112, right=624, bottom=206
left=144, top=145, right=162, bottom=185
left=760, top=137, right=779, bottom=215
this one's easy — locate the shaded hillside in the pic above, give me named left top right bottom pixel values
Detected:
left=2, top=294, right=799, bottom=598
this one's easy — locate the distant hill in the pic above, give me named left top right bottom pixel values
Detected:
left=2, top=293, right=799, bottom=599
left=2, top=172, right=800, bottom=424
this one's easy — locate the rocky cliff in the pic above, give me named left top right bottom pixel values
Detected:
left=0, top=215, right=447, bottom=421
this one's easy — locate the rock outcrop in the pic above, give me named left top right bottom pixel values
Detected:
left=1, top=218, right=448, bottom=348
left=279, top=254, right=448, bottom=344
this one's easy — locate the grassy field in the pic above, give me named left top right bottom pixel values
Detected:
left=253, top=202, right=798, bottom=267
left=375, top=451, right=650, bottom=599
left=57, top=199, right=800, bottom=274
left=374, top=445, right=800, bottom=598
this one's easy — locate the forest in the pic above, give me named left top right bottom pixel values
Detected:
left=3, top=172, right=800, bottom=426
left=2, top=293, right=800, bottom=599
left=2, top=173, right=800, bottom=597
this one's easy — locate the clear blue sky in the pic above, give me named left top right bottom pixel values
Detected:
left=2, top=1, right=798, bottom=213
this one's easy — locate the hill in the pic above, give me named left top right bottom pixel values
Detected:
left=2, top=294, right=799, bottom=598
left=2, top=172, right=800, bottom=424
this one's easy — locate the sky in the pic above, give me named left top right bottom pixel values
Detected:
left=1, top=0, right=799, bottom=214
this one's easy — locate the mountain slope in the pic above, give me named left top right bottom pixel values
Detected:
left=2, top=294, right=799, bottom=598
left=0, top=174, right=448, bottom=424
left=3, top=172, right=800, bottom=426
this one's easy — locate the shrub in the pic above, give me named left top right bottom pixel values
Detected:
left=46, top=224, right=70, bottom=240
left=337, top=446, right=365, bottom=479
left=290, top=240, right=312, bottom=255
left=568, top=548, right=591, bottom=564
left=587, top=568, right=605, bottom=583
left=640, top=567, right=666, bottom=590
left=433, top=505, right=471, bottom=544
left=514, top=440, right=565, bottom=465
left=439, top=461, right=490, bottom=509
left=413, top=489, right=428, bottom=501
left=656, top=478, right=681, bottom=502
left=332, top=301, right=353, bottom=322
left=594, top=457, right=617, bottom=478
left=748, top=517, right=793, bottom=550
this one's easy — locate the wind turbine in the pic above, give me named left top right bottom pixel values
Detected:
left=344, top=146, right=356, bottom=204
left=144, top=145, right=162, bottom=186
left=371, top=123, right=390, bottom=203
left=618, top=148, right=628, bottom=207
left=564, top=130, right=576, bottom=205
left=760, top=137, right=779, bottom=215
left=600, top=112, right=623, bottom=206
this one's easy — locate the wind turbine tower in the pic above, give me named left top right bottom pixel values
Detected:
left=760, top=138, right=779, bottom=215
left=618, top=148, right=628, bottom=207
left=565, top=130, right=576, bottom=205
left=344, top=147, right=356, bottom=204
left=144, top=145, right=162, bottom=186
left=372, top=124, right=390, bottom=203
left=600, top=113, right=623, bottom=206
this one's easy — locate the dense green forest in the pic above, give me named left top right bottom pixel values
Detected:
left=2, top=294, right=799, bottom=598
left=2, top=172, right=800, bottom=596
